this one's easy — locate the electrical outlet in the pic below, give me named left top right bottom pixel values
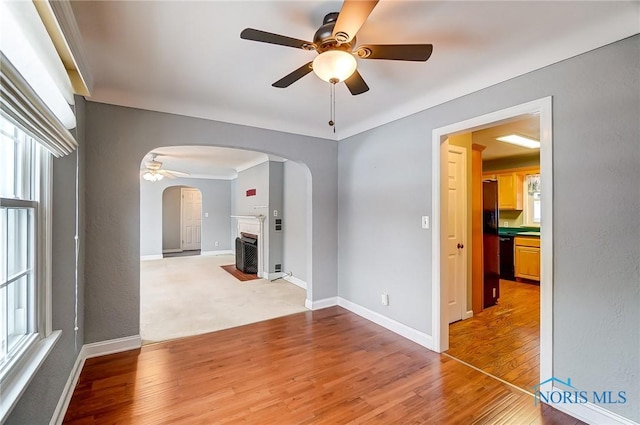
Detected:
left=205, top=212, right=209, bottom=218
left=381, top=293, right=389, bottom=306
left=503, top=221, right=508, bottom=227
left=215, top=241, right=219, bottom=247
left=273, top=210, right=278, bottom=217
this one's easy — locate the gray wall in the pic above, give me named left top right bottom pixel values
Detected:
left=6, top=97, right=87, bottom=424
left=268, top=161, right=284, bottom=272
left=140, top=177, right=231, bottom=256
left=85, top=104, right=338, bottom=343
left=234, top=161, right=269, bottom=216
left=162, top=186, right=182, bottom=251
left=338, top=35, right=639, bottom=420
left=283, top=160, right=309, bottom=283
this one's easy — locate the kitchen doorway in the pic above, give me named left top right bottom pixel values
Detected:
left=431, top=97, right=553, bottom=393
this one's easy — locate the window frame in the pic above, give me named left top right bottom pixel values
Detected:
left=0, top=117, right=58, bottom=421
left=523, top=173, right=541, bottom=227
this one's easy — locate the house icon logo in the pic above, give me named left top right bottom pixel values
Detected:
left=533, top=377, right=580, bottom=406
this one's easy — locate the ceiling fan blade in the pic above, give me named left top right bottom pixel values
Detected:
left=344, top=70, right=369, bottom=95
left=272, top=62, right=314, bottom=88
left=161, top=169, right=190, bottom=177
left=241, top=28, right=314, bottom=50
left=332, top=0, right=379, bottom=43
left=356, top=44, right=433, bottom=61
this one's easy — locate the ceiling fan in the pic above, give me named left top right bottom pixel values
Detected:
left=141, top=153, right=189, bottom=182
left=240, top=0, right=433, bottom=95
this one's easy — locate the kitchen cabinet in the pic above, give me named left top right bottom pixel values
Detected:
left=482, top=171, right=524, bottom=210
left=514, top=236, right=540, bottom=281
left=497, top=172, right=523, bottom=210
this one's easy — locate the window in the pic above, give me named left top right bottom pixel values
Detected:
left=1, top=116, right=39, bottom=375
left=0, top=114, right=57, bottom=418
left=1, top=1, right=78, bottom=418
left=524, top=174, right=541, bottom=226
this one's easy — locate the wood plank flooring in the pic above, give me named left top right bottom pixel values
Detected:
left=220, top=264, right=259, bottom=281
left=448, top=279, right=540, bottom=391
left=64, top=306, right=583, bottom=424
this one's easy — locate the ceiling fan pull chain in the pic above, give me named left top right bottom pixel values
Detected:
left=329, top=78, right=337, bottom=132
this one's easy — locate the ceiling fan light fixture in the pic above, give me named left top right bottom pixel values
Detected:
left=143, top=171, right=163, bottom=182
left=312, top=50, right=357, bottom=83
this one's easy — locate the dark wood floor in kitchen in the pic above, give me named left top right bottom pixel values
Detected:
left=64, top=306, right=583, bottom=424
left=448, top=279, right=540, bottom=391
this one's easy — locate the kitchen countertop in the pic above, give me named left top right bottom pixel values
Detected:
left=499, top=227, right=540, bottom=237
left=516, top=231, right=540, bottom=237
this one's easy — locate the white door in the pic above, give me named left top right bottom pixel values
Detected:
left=181, top=188, right=202, bottom=251
left=446, top=144, right=467, bottom=324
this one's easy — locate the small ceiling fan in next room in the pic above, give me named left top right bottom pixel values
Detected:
left=141, top=153, right=189, bottom=182
left=240, top=0, right=434, bottom=129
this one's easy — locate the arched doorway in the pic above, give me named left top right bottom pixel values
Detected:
left=139, top=146, right=312, bottom=344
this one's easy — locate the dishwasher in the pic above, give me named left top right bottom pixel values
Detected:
left=499, top=236, right=515, bottom=281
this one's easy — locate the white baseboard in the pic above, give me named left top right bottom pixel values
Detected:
left=337, top=297, right=434, bottom=350
left=162, top=249, right=182, bottom=254
left=140, top=254, right=163, bottom=261
left=82, top=335, right=142, bottom=359
left=201, top=250, right=233, bottom=256
left=549, top=386, right=639, bottom=425
left=49, top=335, right=142, bottom=425
left=463, top=310, right=474, bottom=320
left=266, top=272, right=285, bottom=281
left=304, top=297, right=338, bottom=310
left=283, top=275, right=307, bottom=290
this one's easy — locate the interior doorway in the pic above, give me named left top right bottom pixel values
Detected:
left=431, top=97, right=553, bottom=393
left=140, top=146, right=312, bottom=345
left=180, top=187, right=202, bottom=252
left=162, top=186, right=202, bottom=256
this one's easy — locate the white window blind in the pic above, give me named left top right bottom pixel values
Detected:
left=0, top=1, right=77, bottom=157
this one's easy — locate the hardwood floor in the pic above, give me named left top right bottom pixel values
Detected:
left=448, top=279, right=540, bottom=391
left=64, top=307, right=583, bottom=424
left=220, top=264, right=259, bottom=281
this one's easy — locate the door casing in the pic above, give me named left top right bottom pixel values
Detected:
left=430, top=97, right=553, bottom=392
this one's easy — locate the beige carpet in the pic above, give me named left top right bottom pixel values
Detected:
left=140, top=254, right=308, bottom=344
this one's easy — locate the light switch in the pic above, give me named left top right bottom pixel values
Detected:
left=422, top=216, right=429, bottom=229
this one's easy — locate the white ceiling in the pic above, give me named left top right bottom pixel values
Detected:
left=144, top=146, right=284, bottom=179
left=70, top=1, right=639, bottom=141
left=472, top=114, right=540, bottom=161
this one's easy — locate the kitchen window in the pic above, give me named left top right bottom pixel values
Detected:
left=524, top=174, right=541, bottom=226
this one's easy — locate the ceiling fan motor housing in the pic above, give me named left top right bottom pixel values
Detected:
left=314, top=12, right=355, bottom=53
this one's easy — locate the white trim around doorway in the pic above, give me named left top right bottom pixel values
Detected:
left=430, top=97, right=553, bottom=392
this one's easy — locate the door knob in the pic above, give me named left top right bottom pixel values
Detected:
left=457, top=243, right=464, bottom=249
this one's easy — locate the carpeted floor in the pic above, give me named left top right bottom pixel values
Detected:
left=140, top=254, right=308, bottom=344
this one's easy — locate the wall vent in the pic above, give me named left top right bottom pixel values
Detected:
left=275, top=264, right=282, bottom=272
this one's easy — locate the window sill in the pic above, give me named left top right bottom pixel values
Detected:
left=0, top=330, right=61, bottom=422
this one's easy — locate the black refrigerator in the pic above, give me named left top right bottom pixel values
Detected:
left=482, top=180, right=500, bottom=307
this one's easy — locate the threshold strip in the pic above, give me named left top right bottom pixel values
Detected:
left=442, top=352, right=535, bottom=397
